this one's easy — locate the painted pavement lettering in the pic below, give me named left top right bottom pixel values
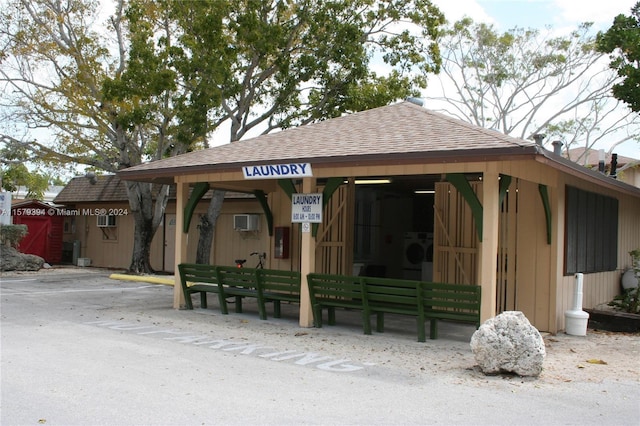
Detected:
left=85, top=320, right=374, bottom=373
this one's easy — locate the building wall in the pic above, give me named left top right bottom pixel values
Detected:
left=61, top=198, right=268, bottom=271
left=554, top=174, right=640, bottom=331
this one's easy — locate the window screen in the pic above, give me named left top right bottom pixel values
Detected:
left=565, top=186, right=618, bottom=275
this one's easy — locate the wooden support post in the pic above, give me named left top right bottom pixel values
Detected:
left=298, top=177, right=316, bottom=327
left=479, top=169, right=499, bottom=322
left=173, top=181, right=189, bottom=309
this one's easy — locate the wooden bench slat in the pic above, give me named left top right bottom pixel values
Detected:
left=256, top=269, right=301, bottom=318
left=178, top=263, right=301, bottom=320
left=307, top=273, right=370, bottom=333
left=178, top=263, right=225, bottom=310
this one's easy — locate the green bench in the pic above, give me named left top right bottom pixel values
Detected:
left=361, top=276, right=426, bottom=341
left=307, top=273, right=371, bottom=334
left=420, top=281, right=481, bottom=340
left=177, top=263, right=300, bottom=320
left=177, top=263, right=225, bottom=310
left=215, top=266, right=264, bottom=317
left=257, top=268, right=301, bottom=318
left=306, top=272, right=481, bottom=341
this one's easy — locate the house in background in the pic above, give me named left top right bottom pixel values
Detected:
left=53, top=175, right=266, bottom=271
left=565, top=147, right=639, bottom=188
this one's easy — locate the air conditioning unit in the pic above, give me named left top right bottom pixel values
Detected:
left=97, top=215, right=117, bottom=227
left=233, top=214, right=259, bottom=231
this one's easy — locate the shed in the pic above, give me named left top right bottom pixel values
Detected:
left=117, top=101, right=640, bottom=333
left=11, top=199, right=64, bottom=264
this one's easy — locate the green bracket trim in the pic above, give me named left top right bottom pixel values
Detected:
left=538, top=184, right=552, bottom=244
left=183, top=182, right=209, bottom=233
left=446, top=173, right=483, bottom=241
left=254, top=190, right=274, bottom=236
left=312, top=177, right=344, bottom=238
left=499, top=174, right=512, bottom=207
left=278, top=179, right=297, bottom=200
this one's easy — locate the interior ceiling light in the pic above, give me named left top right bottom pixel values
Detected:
left=345, top=178, right=392, bottom=184
left=414, top=189, right=435, bottom=194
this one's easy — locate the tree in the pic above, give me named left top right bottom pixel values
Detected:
left=597, top=2, right=640, bottom=113
left=427, top=18, right=639, bottom=159
left=154, top=0, right=446, bottom=264
left=0, top=140, right=50, bottom=199
left=0, top=0, right=188, bottom=272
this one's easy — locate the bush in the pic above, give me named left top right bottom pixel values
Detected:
left=0, top=224, right=28, bottom=248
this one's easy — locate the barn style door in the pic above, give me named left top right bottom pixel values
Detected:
left=314, top=183, right=355, bottom=275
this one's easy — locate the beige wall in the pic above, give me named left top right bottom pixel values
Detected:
left=62, top=198, right=274, bottom=271
left=553, top=174, right=640, bottom=331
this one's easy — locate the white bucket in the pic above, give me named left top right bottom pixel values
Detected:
left=565, top=309, right=589, bottom=336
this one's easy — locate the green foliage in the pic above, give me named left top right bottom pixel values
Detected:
left=597, top=2, right=640, bottom=113
left=608, top=289, right=640, bottom=314
left=0, top=224, right=28, bottom=248
left=608, top=249, right=640, bottom=314
left=434, top=17, right=639, bottom=153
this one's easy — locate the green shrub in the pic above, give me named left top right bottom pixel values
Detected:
left=0, top=224, right=28, bottom=248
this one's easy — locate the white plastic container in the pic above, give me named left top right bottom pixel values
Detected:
left=77, top=258, right=91, bottom=267
left=565, top=273, right=589, bottom=336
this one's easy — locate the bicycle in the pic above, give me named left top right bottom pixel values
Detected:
left=235, top=252, right=266, bottom=269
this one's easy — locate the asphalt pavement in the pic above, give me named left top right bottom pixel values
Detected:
left=1, top=269, right=638, bottom=426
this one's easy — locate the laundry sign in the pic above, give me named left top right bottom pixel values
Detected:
left=243, top=163, right=312, bottom=179
left=291, top=193, right=323, bottom=223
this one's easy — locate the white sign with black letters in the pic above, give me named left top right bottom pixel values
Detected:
left=291, top=193, right=323, bottom=223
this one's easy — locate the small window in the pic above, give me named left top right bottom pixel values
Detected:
left=564, top=186, right=618, bottom=275
left=97, top=215, right=117, bottom=227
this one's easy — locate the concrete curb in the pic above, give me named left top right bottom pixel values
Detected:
left=109, top=273, right=174, bottom=286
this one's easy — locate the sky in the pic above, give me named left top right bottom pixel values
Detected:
left=434, top=0, right=635, bottom=32
left=426, top=0, right=640, bottom=159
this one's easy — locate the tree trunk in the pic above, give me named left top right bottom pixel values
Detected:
left=125, top=180, right=170, bottom=274
left=195, top=190, right=225, bottom=264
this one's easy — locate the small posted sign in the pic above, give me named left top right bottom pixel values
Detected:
left=291, top=193, right=323, bottom=223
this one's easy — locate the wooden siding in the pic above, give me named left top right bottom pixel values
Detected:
left=434, top=181, right=480, bottom=286
left=62, top=199, right=266, bottom=271
left=554, top=174, right=640, bottom=331
left=314, top=183, right=354, bottom=275
left=435, top=178, right=554, bottom=331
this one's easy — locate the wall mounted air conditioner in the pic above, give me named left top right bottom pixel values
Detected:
left=233, top=214, right=259, bottom=231
left=97, top=215, right=117, bottom=227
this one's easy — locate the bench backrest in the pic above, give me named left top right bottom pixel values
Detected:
left=307, top=273, right=363, bottom=301
left=257, top=268, right=301, bottom=294
left=178, top=263, right=219, bottom=286
left=215, top=266, right=260, bottom=290
left=362, top=276, right=422, bottom=309
left=420, top=282, right=481, bottom=314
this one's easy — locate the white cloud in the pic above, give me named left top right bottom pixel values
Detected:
left=431, top=0, right=494, bottom=24
left=553, top=0, right=636, bottom=27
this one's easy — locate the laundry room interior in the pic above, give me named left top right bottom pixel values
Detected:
left=352, top=175, right=436, bottom=281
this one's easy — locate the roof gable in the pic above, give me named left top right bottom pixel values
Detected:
left=54, top=175, right=129, bottom=203
left=118, top=101, right=538, bottom=180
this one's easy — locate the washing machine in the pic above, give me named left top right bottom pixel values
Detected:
left=403, top=232, right=433, bottom=280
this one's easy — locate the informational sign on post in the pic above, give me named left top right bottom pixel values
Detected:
left=0, top=192, right=11, bottom=225
left=291, top=193, right=323, bottom=224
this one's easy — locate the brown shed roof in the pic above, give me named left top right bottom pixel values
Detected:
left=116, top=101, right=640, bottom=198
left=54, top=174, right=254, bottom=204
left=118, top=101, right=539, bottom=182
left=54, top=175, right=128, bottom=203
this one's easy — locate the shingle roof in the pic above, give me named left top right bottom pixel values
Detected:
left=54, top=175, right=255, bottom=204
left=54, top=175, right=129, bottom=203
left=118, top=101, right=539, bottom=182
left=566, top=147, right=638, bottom=166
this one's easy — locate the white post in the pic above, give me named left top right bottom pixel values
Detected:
left=573, top=273, right=584, bottom=311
